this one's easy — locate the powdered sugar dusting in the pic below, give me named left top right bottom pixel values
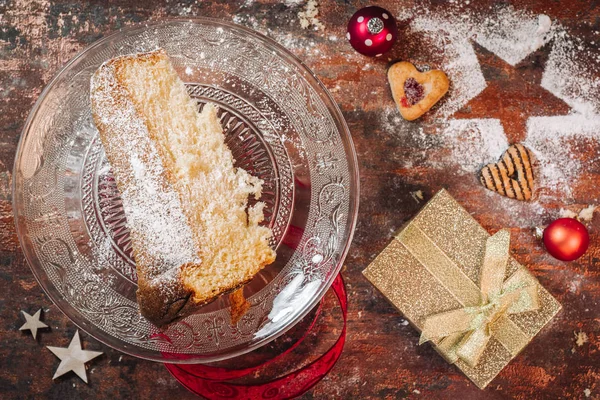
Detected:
left=381, top=108, right=507, bottom=173
left=542, top=33, right=600, bottom=116
left=440, top=119, right=508, bottom=173
left=408, top=11, right=486, bottom=118
left=392, top=4, right=600, bottom=213
left=125, top=152, right=199, bottom=269
left=524, top=115, right=600, bottom=198
left=90, top=55, right=200, bottom=296
left=474, top=10, right=552, bottom=66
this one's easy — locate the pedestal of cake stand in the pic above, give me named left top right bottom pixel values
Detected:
left=164, top=274, right=347, bottom=399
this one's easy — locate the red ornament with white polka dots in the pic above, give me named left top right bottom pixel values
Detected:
left=347, top=6, right=397, bottom=57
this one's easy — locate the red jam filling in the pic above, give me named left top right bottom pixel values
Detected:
left=403, top=78, right=425, bottom=106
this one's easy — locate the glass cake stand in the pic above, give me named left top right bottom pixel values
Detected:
left=13, top=19, right=359, bottom=363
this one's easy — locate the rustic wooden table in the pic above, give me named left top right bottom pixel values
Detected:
left=1, top=1, right=599, bottom=399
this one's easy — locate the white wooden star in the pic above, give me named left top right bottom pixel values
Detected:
left=19, top=309, right=48, bottom=339
left=47, top=330, right=103, bottom=383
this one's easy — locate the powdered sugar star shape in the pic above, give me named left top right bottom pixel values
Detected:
left=452, top=40, right=571, bottom=144
left=405, top=5, right=600, bottom=201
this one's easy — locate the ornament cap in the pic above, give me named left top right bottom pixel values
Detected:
left=367, top=17, right=384, bottom=34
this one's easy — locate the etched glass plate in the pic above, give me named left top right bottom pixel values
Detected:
left=13, top=19, right=359, bottom=363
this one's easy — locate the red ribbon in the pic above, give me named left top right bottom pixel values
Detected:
left=164, top=273, right=347, bottom=399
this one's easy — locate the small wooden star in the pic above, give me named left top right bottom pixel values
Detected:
left=19, top=309, right=48, bottom=339
left=47, top=330, right=103, bottom=383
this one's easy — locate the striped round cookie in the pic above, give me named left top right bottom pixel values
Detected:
left=480, top=144, right=535, bottom=201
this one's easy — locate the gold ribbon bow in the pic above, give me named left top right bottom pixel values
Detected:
left=418, top=230, right=540, bottom=367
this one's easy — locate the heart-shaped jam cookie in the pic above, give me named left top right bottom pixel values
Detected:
left=480, top=144, right=535, bottom=201
left=388, top=61, right=449, bottom=121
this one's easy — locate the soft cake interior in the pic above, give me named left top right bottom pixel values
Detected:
left=112, top=50, right=275, bottom=305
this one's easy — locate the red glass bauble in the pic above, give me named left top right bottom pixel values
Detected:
left=542, top=218, right=590, bottom=261
left=347, top=6, right=397, bottom=57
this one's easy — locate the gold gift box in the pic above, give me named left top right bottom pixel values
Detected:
left=363, top=189, right=561, bottom=389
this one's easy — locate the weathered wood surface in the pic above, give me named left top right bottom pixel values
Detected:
left=0, top=1, right=598, bottom=399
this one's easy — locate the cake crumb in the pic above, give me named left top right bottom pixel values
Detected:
left=298, top=0, right=325, bottom=30
left=584, top=388, right=591, bottom=398
left=410, top=190, right=424, bottom=203
left=229, top=287, right=250, bottom=324
left=578, top=205, right=596, bottom=222
left=559, top=208, right=578, bottom=219
left=560, top=205, right=596, bottom=222
left=574, top=331, right=589, bottom=346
